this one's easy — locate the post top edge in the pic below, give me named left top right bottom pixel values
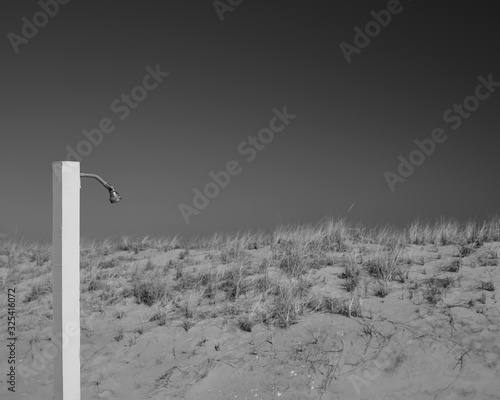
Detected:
left=52, top=161, right=80, bottom=165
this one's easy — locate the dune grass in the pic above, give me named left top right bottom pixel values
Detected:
left=1, top=216, right=500, bottom=332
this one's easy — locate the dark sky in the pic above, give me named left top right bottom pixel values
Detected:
left=1, top=1, right=499, bottom=243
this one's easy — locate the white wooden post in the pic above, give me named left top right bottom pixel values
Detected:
left=52, top=161, right=81, bottom=400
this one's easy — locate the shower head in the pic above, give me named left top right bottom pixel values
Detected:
left=108, top=188, right=121, bottom=204
left=80, top=172, right=122, bottom=204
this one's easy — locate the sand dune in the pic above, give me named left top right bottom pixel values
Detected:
left=1, top=219, right=500, bottom=399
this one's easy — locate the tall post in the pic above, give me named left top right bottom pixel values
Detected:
left=52, top=161, right=81, bottom=400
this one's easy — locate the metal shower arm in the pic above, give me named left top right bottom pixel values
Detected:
left=80, top=172, right=122, bottom=204
left=80, top=172, right=114, bottom=190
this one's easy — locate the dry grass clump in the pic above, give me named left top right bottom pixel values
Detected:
left=177, top=263, right=251, bottom=302
left=457, top=244, right=474, bottom=257
left=193, top=231, right=270, bottom=251
left=114, top=235, right=181, bottom=254
left=215, top=264, right=249, bottom=300
left=148, top=236, right=183, bottom=251
left=131, top=268, right=170, bottom=306
left=466, top=218, right=500, bottom=244
left=80, top=256, right=124, bottom=293
left=273, top=218, right=354, bottom=253
left=148, top=304, right=171, bottom=326
left=373, top=281, right=390, bottom=298
left=309, top=218, right=353, bottom=252
left=98, top=258, right=121, bottom=269
left=270, top=219, right=358, bottom=278
left=191, top=232, right=267, bottom=264
left=273, top=241, right=309, bottom=277
left=409, top=219, right=463, bottom=245
left=422, top=276, right=455, bottom=304
left=340, top=261, right=361, bottom=292
left=26, top=243, right=51, bottom=266
left=477, top=292, right=487, bottom=304
left=237, top=314, right=253, bottom=332
left=477, top=250, right=498, bottom=267
left=219, top=240, right=244, bottom=264
left=478, top=280, right=495, bottom=292
left=407, top=217, right=500, bottom=246
left=263, top=275, right=312, bottom=327
left=307, top=293, right=363, bottom=317
left=363, top=247, right=407, bottom=283
left=80, top=238, right=115, bottom=257
left=441, top=259, right=461, bottom=273
left=23, top=275, right=52, bottom=303
left=0, top=238, right=30, bottom=268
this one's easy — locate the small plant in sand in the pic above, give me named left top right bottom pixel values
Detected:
left=458, top=244, right=474, bottom=258
left=262, top=275, right=312, bottom=327
left=422, top=276, right=455, bottom=305
left=113, top=327, right=124, bottom=342
left=178, top=249, right=189, bottom=260
left=478, top=280, right=495, bottom=291
left=340, top=262, right=360, bottom=292
left=98, top=258, right=120, bottom=270
left=308, top=292, right=362, bottom=318
left=477, top=292, right=487, bottom=304
left=277, top=247, right=307, bottom=277
left=28, top=244, right=51, bottom=266
left=237, top=314, right=253, bottom=332
left=442, top=259, right=461, bottom=273
left=116, top=235, right=156, bottom=254
left=131, top=269, right=169, bottom=306
left=220, top=240, right=243, bottom=264
left=477, top=250, right=498, bottom=266
left=364, top=248, right=406, bottom=283
left=23, top=275, right=52, bottom=303
left=373, top=281, right=390, bottom=298
left=149, top=305, right=170, bottom=326
left=0, top=239, right=28, bottom=269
